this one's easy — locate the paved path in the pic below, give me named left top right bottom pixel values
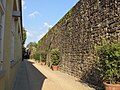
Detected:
left=12, top=61, right=30, bottom=90
left=13, top=59, right=95, bottom=90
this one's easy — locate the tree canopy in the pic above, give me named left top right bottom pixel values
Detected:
left=22, top=27, right=26, bottom=45
left=27, top=42, right=37, bottom=48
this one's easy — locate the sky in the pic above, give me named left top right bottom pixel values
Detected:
left=22, top=0, right=79, bottom=46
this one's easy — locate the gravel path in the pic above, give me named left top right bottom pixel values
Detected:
left=13, top=59, right=95, bottom=90
left=27, top=59, right=95, bottom=90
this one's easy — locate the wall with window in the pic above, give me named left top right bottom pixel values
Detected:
left=0, top=0, right=5, bottom=71
left=0, top=0, right=22, bottom=90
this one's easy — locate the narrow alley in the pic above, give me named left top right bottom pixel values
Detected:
left=12, top=60, right=95, bottom=90
left=0, top=0, right=119, bottom=90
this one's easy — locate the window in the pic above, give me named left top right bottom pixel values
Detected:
left=11, top=18, right=15, bottom=63
left=0, top=0, right=5, bottom=70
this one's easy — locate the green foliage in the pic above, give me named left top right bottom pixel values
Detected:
left=96, top=42, right=120, bottom=84
left=45, top=28, right=51, bottom=38
left=22, top=27, right=27, bottom=59
left=33, top=52, right=40, bottom=60
left=38, top=28, right=51, bottom=46
left=38, top=40, right=43, bottom=46
left=27, top=42, right=37, bottom=48
left=22, top=27, right=26, bottom=45
left=50, top=48, right=60, bottom=66
left=68, top=9, right=72, bottom=16
left=40, top=52, right=47, bottom=62
left=27, top=42, right=38, bottom=59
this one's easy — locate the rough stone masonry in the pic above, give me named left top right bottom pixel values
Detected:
left=38, top=0, right=120, bottom=88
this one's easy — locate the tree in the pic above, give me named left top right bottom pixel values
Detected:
left=27, top=42, right=38, bottom=59
left=27, top=42, right=37, bottom=48
left=22, top=27, right=27, bottom=60
left=22, top=27, right=26, bottom=45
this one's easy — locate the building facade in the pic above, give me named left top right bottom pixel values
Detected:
left=0, top=0, right=23, bottom=90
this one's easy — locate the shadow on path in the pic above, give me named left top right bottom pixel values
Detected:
left=12, top=60, right=47, bottom=90
left=26, top=60, right=47, bottom=90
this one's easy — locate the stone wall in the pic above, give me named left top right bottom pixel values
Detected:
left=38, top=0, right=120, bottom=88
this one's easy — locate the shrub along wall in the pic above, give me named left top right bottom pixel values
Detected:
left=38, top=0, right=120, bottom=87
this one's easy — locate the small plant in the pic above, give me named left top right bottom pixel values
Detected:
left=50, top=48, right=60, bottom=66
left=40, top=52, right=47, bottom=62
left=96, top=42, right=120, bottom=84
left=33, top=52, right=40, bottom=60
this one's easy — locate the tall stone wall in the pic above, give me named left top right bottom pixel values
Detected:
left=38, top=0, right=120, bottom=88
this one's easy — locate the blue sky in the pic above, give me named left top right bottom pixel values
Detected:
left=22, top=0, right=79, bottom=46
